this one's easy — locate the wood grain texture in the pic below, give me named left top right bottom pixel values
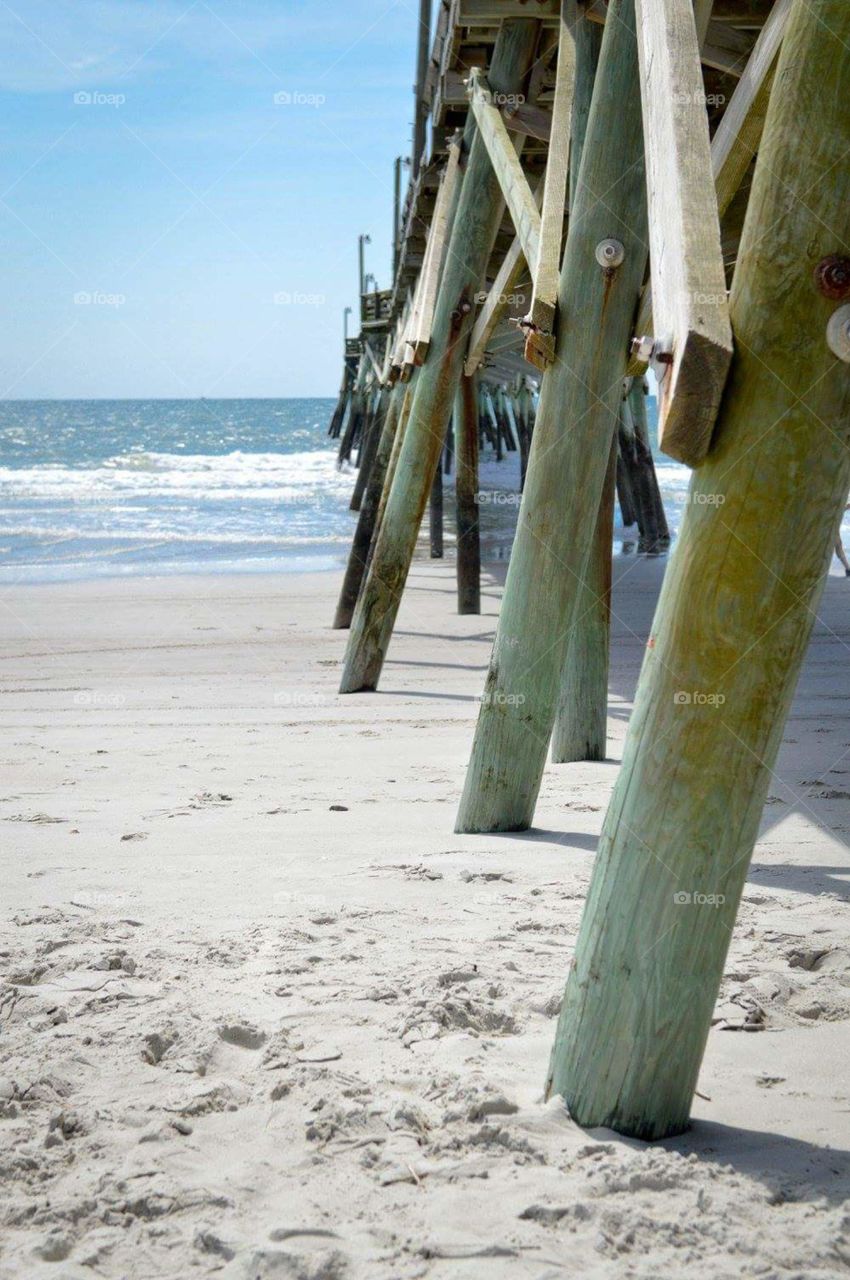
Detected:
left=635, top=0, right=733, bottom=464
left=548, top=0, right=850, bottom=1140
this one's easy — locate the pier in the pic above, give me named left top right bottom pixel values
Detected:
left=331, top=0, right=850, bottom=1140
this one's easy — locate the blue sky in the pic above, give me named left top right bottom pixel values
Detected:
left=0, top=1, right=418, bottom=398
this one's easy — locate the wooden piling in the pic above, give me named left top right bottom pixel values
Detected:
left=547, top=0, right=850, bottom=1140
left=339, top=19, right=540, bottom=694
left=550, top=0, right=609, bottom=765
left=624, top=378, right=670, bottom=553
left=456, top=0, right=648, bottom=832
left=429, top=458, right=444, bottom=558
left=615, top=432, right=637, bottom=529
left=551, top=438, right=615, bottom=763
left=350, top=387, right=384, bottom=512
left=333, top=383, right=403, bottom=630
left=456, top=374, right=481, bottom=614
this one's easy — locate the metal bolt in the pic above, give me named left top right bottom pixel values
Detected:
left=815, top=255, right=850, bottom=300
left=631, top=334, right=654, bottom=363
left=826, top=305, right=850, bottom=362
left=595, top=238, right=625, bottom=269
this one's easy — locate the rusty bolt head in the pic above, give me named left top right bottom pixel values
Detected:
left=815, top=255, right=850, bottom=300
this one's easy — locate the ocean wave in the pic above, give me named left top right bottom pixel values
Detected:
left=0, top=525, right=351, bottom=546
left=0, top=449, right=355, bottom=501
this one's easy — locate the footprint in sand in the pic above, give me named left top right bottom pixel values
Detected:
left=218, top=1021, right=267, bottom=1050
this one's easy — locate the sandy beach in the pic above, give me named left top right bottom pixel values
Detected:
left=2, top=555, right=850, bottom=1278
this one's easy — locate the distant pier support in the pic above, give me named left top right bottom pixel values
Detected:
left=455, top=374, right=481, bottom=614
left=340, top=19, right=540, bottom=693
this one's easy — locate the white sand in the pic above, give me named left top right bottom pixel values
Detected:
left=1, top=556, right=850, bottom=1278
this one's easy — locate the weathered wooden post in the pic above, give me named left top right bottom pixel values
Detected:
left=483, top=386, right=503, bottom=462
left=456, top=374, right=481, bottom=614
left=340, top=19, right=540, bottom=694
left=615, top=430, right=637, bottom=530
left=328, top=363, right=352, bottom=440
left=547, top=0, right=850, bottom=1140
left=626, top=377, right=670, bottom=552
left=429, top=460, right=444, bottom=558
left=350, top=386, right=384, bottom=512
left=337, top=356, right=367, bottom=466
left=551, top=0, right=610, bottom=765
left=456, top=0, right=648, bottom=832
left=551, top=440, right=615, bottom=762
left=333, top=383, right=403, bottom=630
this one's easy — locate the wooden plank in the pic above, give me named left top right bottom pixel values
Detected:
left=362, top=339, right=383, bottom=384
left=628, top=0, right=792, bottom=382
left=411, top=139, right=462, bottom=361
left=468, top=68, right=542, bottom=272
left=524, top=0, right=576, bottom=370
left=548, top=0, right=850, bottom=1140
left=634, top=0, right=733, bottom=465
left=711, top=0, right=793, bottom=217
left=456, top=0, right=649, bottom=833
left=458, top=0, right=559, bottom=21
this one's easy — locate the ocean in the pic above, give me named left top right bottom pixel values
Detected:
left=1, top=397, right=843, bottom=584
left=0, top=399, right=351, bottom=583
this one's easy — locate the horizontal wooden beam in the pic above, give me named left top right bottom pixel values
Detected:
left=458, top=0, right=560, bottom=22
